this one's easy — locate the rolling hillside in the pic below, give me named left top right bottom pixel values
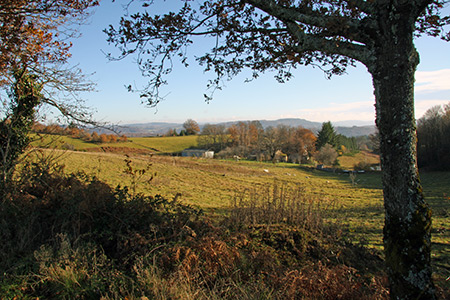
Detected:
left=30, top=134, right=199, bottom=154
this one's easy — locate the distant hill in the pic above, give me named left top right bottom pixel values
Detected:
left=335, top=125, right=376, bottom=137
left=257, top=119, right=376, bottom=137
left=217, top=118, right=322, bottom=130
left=93, top=122, right=183, bottom=137
left=103, top=118, right=376, bottom=137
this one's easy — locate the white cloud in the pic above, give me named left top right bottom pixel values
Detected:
left=292, top=101, right=375, bottom=122
left=415, top=99, right=450, bottom=119
left=415, top=69, right=450, bottom=93
left=275, top=70, right=450, bottom=124
left=285, top=98, right=450, bottom=123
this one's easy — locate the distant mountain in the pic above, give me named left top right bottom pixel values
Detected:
left=334, top=120, right=375, bottom=127
left=117, top=122, right=183, bottom=136
left=215, top=118, right=322, bottom=131
left=335, top=125, right=376, bottom=137
left=258, top=118, right=322, bottom=129
left=94, top=122, right=183, bottom=137
left=104, top=118, right=376, bottom=137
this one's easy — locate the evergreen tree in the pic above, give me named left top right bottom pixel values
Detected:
left=338, top=135, right=358, bottom=152
left=316, top=122, right=338, bottom=150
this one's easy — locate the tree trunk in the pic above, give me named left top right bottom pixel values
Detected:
left=369, top=13, right=436, bottom=299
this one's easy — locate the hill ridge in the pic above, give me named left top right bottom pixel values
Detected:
left=103, top=118, right=376, bottom=137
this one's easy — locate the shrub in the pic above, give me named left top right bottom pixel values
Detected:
left=61, top=142, right=75, bottom=150
left=0, top=160, right=202, bottom=274
left=217, top=146, right=249, bottom=159
left=314, top=143, right=338, bottom=166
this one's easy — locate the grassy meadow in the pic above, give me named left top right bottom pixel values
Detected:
left=11, top=134, right=447, bottom=297
left=30, top=133, right=198, bottom=154
left=26, top=134, right=450, bottom=285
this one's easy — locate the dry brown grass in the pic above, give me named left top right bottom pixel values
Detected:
left=338, top=151, right=380, bottom=170
left=229, top=181, right=340, bottom=233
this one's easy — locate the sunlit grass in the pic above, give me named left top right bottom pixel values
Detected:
left=338, top=151, right=380, bottom=170
left=128, top=135, right=199, bottom=153
left=30, top=133, right=95, bottom=150
left=27, top=150, right=385, bottom=237
left=30, top=133, right=199, bottom=154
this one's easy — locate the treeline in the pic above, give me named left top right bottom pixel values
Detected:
left=199, top=121, right=316, bottom=163
left=32, top=123, right=128, bottom=143
left=417, top=103, right=450, bottom=170
left=197, top=121, right=370, bottom=164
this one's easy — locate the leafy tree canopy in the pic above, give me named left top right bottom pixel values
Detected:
left=417, top=102, right=450, bottom=169
left=0, top=0, right=98, bottom=74
left=314, top=143, right=338, bottom=166
left=0, top=0, right=99, bottom=189
left=105, top=0, right=449, bottom=105
left=183, top=119, right=200, bottom=135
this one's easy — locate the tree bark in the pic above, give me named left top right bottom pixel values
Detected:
left=368, top=10, right=436, bottom=299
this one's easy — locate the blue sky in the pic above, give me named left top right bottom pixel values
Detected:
left=67, top=1, right=450, bottom=126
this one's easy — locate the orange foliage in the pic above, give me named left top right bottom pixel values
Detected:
left=91, top=131, right=100, bottom=142
left=109, top=135, right=118, bottom=143
left=294, top=127, right=317, bottom=154
left=0, top=0, right=98, bottom=84
left=99, top=133, right=109, bottom=143
left=32, top=122, right=125, bottom=144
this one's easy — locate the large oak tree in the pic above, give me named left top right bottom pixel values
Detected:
left=105, top=1, right=450, bottom=298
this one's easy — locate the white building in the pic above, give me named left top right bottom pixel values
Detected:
left=181, top=149, right=214, bottom=158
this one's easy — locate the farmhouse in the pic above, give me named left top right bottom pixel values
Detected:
left=181, top=149, right=214, bottom=158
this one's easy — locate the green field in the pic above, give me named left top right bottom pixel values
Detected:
left=30, top=134, right=199, bottom=154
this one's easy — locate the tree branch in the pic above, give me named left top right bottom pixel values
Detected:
left=244, top=0, right=377, bottom=44
left=348, top=0, right=376, bottom=14
left=285, top=21, right=373, bottom=66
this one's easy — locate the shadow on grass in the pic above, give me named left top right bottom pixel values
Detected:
left=289, top=165, right=383, bottom=189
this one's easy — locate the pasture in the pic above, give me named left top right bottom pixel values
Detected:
left=30, top=133, right=198, bottom=154
left=27, top=140, right=450, bottom=286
